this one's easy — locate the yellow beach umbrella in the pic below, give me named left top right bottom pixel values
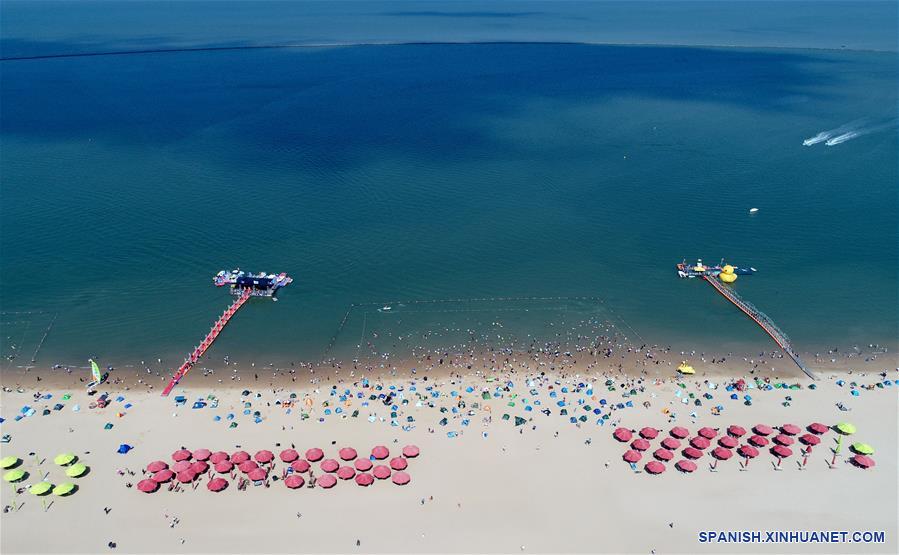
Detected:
left=851, top=443, right=874, bottom=455
left=835, top=422, right=856, bottom=435
left=3, top=469, right=26, bottom=482
left=29, top=481, right=53, bottom=495
left=65, top=463, right=88, bottom=478
left=0, top=456, right=19, bottom=469
left=54, top=453, right=76, bottom=466
left=677, top=362, right=695, bottom=375
left=53, top=482, right=76, bottom=496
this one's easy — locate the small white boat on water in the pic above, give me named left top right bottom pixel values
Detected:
left=749, top=208, right=759, bottom=214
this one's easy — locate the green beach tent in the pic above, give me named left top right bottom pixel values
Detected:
left=65, top=463, right=88, bottom=478
left=29, top=481, right=53, bottom=495
left=54, top=453, right=76, bottom=466
left=0, top=455, right=19, bottom=469
left=3, top=469, right=26, bottom=482
left=835, top=422, right=857, bottom=435
left=53, top=482, right=76, bottom=496
left=851, top=443, right=874, bottom=455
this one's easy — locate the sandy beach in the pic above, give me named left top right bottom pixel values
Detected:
left=1, top=345, right=896, bottom=554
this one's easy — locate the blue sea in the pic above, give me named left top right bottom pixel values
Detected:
left=1, top=1, right=897, bottom=369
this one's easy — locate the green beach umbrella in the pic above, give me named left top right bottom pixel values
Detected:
left=851, top=443, right=874, bottom=455
left=29, top=481, right=53, bottom=495
left=835, top=422, right=856, bottom=435
left=54, top=453, right=76, bottom=466
left=53, top=482, right=76, bottom=496
left=0, top=456, right=19, bottom=469
left=3, top=469, right=26, bottom=482
left=65, top=463, right=88, bottom=478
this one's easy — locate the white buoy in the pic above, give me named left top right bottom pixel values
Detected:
left=749, top=208, right=759, bottom=214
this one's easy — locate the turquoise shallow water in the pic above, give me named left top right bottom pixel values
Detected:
left=1, top=4, right=897, bottom=368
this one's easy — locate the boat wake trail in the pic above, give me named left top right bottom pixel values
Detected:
left=804, top=118, right=897, bottom=147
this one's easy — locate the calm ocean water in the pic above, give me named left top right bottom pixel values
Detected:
left=1, top=2, right=897, bottom=369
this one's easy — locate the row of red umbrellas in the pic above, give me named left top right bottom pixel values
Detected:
left=614, top=422, right=829, bottom=444
left=170, top=445, right=420, bottom=465
left=138, top=467, right=412, bottom=493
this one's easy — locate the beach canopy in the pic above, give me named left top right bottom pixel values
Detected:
left=320, top=459, right=339, bottom=473
left=661, top=437, right=681, bottom=450
left=207, top=478, right=228, bottom=492
left=355, top=472, right=374, bottom=486
left=137, top=479, right=159, bottom=493
left=402, top=445, right=420, bottom=458
left=209, top=451, right=229, bottom=464
left=690, top=437, right=711, bottom=450
left=305, top=448, right=324, bottom=462
left=354, top=459, right=373, bottom=471
left=53, top=482, right=76, bottom=496
left=66, top=463, right=88, bottom=478
left=753, top=424, right=774, bottom=436
left=683, top=447, right=703, bottom=459
left=317, top=474, right=337, bottom=489
left=248, top=468, right=268, bottom=481
left=835, top=422, right=857, bottom=435
left=279, top=449, right=299, bottom=463
left=771, top=445, right=793, bottom=458
left=748, top=435, right=769, bottom=447
left=176, top=470, right=196, bottom=483
left=173, top=461, right=192, bottom=473
left=799, top=434, right=821, bottom=446
left=373, top=465, right=391, bottom=479
left=622, top=450, right=642, bottom=463
left=254, top=450, right=274, bottom=463
left=337, top=466, right=356, bottom=480
left=807, top=422, right=829, bottom=435
left=737, top=445, right=759, bottom=459
left=630, top=438, right=650, bottom=451
left=392, top=471, right=411, bottom=485
left=147, top=461, right=168, bottom=473
left=670, top=426, right=689, bottom=439
left=291, top=460, right=310, bottom=473
left=639, top=427, right=659, bottom=439
left=727, top=425, right=746, bottom=437
left=152, top=469, right=175, bottom=483
left=851, top=455, right=875, bottom=469
left=773, top=434, right=795, bottom=446
left=371, top=446, right=390, bottom=460
left=698, top=427, right=718, bottom=439
left=850, top=443, right=874, bottom=455
left=238, top=461, right=259, bottom=473
left=214, top=461, right=234, bottom=474
left=389, top=457, right=408, bottom=471
left=644, top=461, right=666, bottom=474
left=284, top=475, right=305, bottom=489
left=613, top=428, right=633, bottom=442
left=190, top=461, right=209, bottom=474
left=54, top=453, right=76, bottom=466
left=3, top=469, right=26, bottom=482
left=171, top=449, right=191, bottom=462
left=675, top=460, right=697, bottom=473
left=712, top=447, right=733, bottom=460
left=718, top=436, right=738, bottom=448
left=780, top=424, right=801, bottom=436
left=192, top=449, right=212, bottom=461
left=0, top=456, right=19, bottom=469
left=653, top=449, right=674, bottom=461
left=339, top=447, right=358, bottom=461
left=676, top=363, right=695, bottom=375
left=231, top=451, right=250, bottom=464
left=29, top=481, right=53, bottom=495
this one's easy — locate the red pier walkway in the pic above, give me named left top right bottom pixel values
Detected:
left=703, top=275, right=816, bottom=380
left=161, top=288, right=252, bottom=396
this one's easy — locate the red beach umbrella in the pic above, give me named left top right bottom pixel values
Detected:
left=690, top=436, right=711, bottom=450
left=371, top=446, right=390, bottom=460
left=284, top=475, right=305, bottom=489
left=622, top=450, right=642, bottom=463
left=279, top=449, right=299, bottom=463
left=190, top=461, right=209, bottom=474
left=613, top=428, right=633, bottom=442
left=254, top=450, right=274, bottom=464
left=698, top=427, right=718, bottom=439
left=138, top=479, right=159, bottom=493
left=152, top=469, right=175, bottom=483
left=209, top=451, right=229, bottom=464
left=290, top=460, right=310, bottom=473
left=172, top=460, right=192, bottom=473
left=799, top=434, right=821, bottom=446
left=675, top=460, right=697, bottom=473
left=727, top=425, right=746, bottom=437
left=305, top=448, right=324, bottom=462
left=670, top=426, right=689, bottom=439
left=247, top=468, right=267, bottom=482
left=337, top=466, right=355, bottom=480
left=683, top=447, right=703, bottom=460
left=354, top=459, right=373, bottom=471
left=653, top=449, right=674, bottom=461
left=146, top=461, right=168, bottom=473
left=639, top=427, right=659, bottom=439
left=737, top=445, right=759, bottom=459
left=355, top=472, right=374, bottom=486
left=630, top=438, right=650, bottom=451
left=807, top=422, right=829, bottom=435
left=177, top=470, right=196, bottom=483
left=389, top=457, right=408, bottom=471
left=372, top=465, right=391, bottom=479
left=748, top=435, right=769, bottom=447
left=172, top=449, right=192, bottom=462
left=317, top=474, right=337, bottom=489
left=771, top=445, right=793, bottom=459
left=231, top=451, right=250, bottom=464
left=851, top=455, right=875, bottom=469
left=402, top=445, right=420, bottom=458
left=781, top=424, right=801, bottom=436
left=214, top=461, right=233, bottom=474
left=644, top=461, right=666, bottom=474
left=712, top=447, right=733, bottom=460
left=753, top=424, right=773, bottom=436
left=192, top=449, right=212, bottom=461
left=338, top=447, right=358, bottom=461
left=660, top=437, right=681, bottom=450
left=207, top=478, right=228, bottom=492
left=238, top=460, right=258, bottom=473
left=718, top=436, right=738, bottom=448
left=773, top=434, right=795, bottom=446
left=392, top=471, right=411, bottom=485
left=320, top=459, right=339, bottom=473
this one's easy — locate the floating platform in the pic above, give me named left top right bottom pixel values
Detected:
left=214, top=269, right=293, bottom=297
